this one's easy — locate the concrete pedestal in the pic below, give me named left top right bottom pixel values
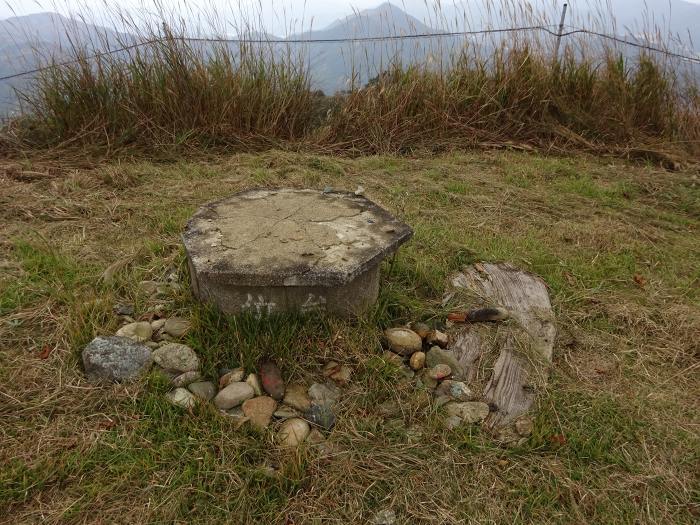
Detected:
left=183, top=189, right=412, bottom=317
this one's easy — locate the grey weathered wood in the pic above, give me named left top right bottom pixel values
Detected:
left=449, top=262, right=555, bottom=435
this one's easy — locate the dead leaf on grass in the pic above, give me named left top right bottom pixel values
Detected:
left=549, top=434, right=567, bottom=446
left=38, top=345, right=54, bottom=359
left=633, top=273, right=647, bottom=288
left=447, top=311, right=467, bottom=323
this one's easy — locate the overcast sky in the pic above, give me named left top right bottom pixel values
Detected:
left=2, top=1, right=700, bottom=35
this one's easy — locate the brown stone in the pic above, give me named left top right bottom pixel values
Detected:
left=242, top=396, right=277, bottom=430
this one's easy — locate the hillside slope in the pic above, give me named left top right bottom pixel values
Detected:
left=1, top=149, right=698, bottom=523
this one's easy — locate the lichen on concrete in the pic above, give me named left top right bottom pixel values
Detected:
left=183, top=189, right=412, bottom=316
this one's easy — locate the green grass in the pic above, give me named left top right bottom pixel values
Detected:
left=0, top=150, right=698, bottom=524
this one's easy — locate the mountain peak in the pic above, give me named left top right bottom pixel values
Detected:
left=321, top=2, right=430, bottom=35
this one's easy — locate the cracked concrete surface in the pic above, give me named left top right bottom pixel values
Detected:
left=183, top=189, right=412, bottom=316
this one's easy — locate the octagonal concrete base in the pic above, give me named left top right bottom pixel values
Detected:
left=183, top=189, right=412, bottom=317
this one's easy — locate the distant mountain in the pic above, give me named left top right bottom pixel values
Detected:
left=287, top=2, right=458, bottom=93
left=0, top=2, right=698, bottom=115
left=0, top=12, right=129, bottom=114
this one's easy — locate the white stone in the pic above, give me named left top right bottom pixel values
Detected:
left=278, top=418, right=310, bottom=447
left=308, top=382, right=341, bottom=407
left=214, top=382, right=255, bottom=410
left=445, top=402, right=490, bottom=423
left=152, top=343, right=200, bottom=373
left=163, top=317, right=191, bottom=338
left=384, top=327, right=422, bottom=356
left=246, top=373, right=263, bottom=396
left=166, top=388, right=196, bottom=409
left=151, top=318, right=167, bottom=331
left=115, top=321, right=153, bottom=342
left=172, top=371, right=202, bottom=387
left=219, top=368, right=246, bottom=388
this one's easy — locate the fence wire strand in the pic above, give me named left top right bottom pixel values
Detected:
left=0, top=23, right=698, bottom=83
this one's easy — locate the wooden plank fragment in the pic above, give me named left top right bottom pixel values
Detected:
left=448, top=262, right=555, bottom=437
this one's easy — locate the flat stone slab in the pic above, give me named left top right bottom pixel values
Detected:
left=82, top=336, right=152, bottom=383
left=183, top=189, right=412, bottom=316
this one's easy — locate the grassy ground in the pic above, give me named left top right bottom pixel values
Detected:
left=0, top=150, right=698, bottom=524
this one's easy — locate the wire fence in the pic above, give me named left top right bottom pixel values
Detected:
left=0, top=23, right=698, bottom=83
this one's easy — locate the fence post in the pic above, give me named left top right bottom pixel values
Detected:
left=553, top=2, right=568, bottom=65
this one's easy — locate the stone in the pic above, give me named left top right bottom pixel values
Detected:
left=139, top=280, right=159, bottom=295
left=246, top=373, right=263, bottom=396
left=166, top=387, right=196, bottom=408
left=515, top=417, right=534, bottom=436
left=278, top=418, right=310, bottom=447
left=223, top=407, right=248, bottom=428
left=382, top=351, right=404, bottom=366
left=410, top=322, right=431, bottom=339
left=322, top=361, right=341, bottom=377
left=188, top=381, right=216, bottom=401
left=153, top=368, right=178, bottom=383
left=274, top=406, right=301, bottom=419
left=425, top=347, right=464, bottom=378
left=400, top=367, right=415, bottom=380
left=113, top=303, right=135, bottom=317
left=242, top=396, right=277, bottom=430
left=445, top=402, right=490, bottom=423
left=156, top=284, right=172, bottom=297
left=259, top=361, right=285, bottom=400
left=151, top=318, right=167, bottom=331
left=283, top=384, right=311, bottom=412
left=409, top=351, right=425, bottom=370
left=183, top=189, right=412, bottom=317
left=308, top=382, right=342, bottom=407
left=306, top=428, right=326, bottom=445
left=82, top=336, right=152, bottom=383
left=226, top=407, right=245, bottom=418
left=115, top=321, right=153, bottom=342
left=152, top=343, right=200, bottom=373
left=378, top=399, right=401, bottom=418
left=405, top=425, right=423, bottom=443
left=435, top=380, right=473, bottom=401
left=163, top=317, right=191, bottom=338
left=330, top=365, right=352, bottom=385
left=420, top=372, right=438, bottom=389
left=213, top=382, right=255, bottom=410
left=426, top=364, right=452, bottom=380
left=434, top=395, right=452, bottom=408
left=219, top=368, right=245, bottom=388
left=305, top=404, right=336, bottom=431
left=172, top=371, right=202, bottom=387
left=444, top=415, right=463, bottom=430
left=426, top=329, right=449, bottom=348
left=145, top=341, right=159, bottom=349
left=371, top=509, right=397, bottom=525
left=384, top=327, right=422, bottom=356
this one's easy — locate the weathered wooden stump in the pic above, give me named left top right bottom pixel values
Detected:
left=447, top=262, right=555, bottom=442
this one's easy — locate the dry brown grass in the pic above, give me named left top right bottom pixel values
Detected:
left=1, top=150, right=698, bottom=523
left=2, top=1, right=699, bottom=161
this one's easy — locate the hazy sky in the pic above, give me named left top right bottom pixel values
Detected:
left=2, top=1, right=700, bottom=34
